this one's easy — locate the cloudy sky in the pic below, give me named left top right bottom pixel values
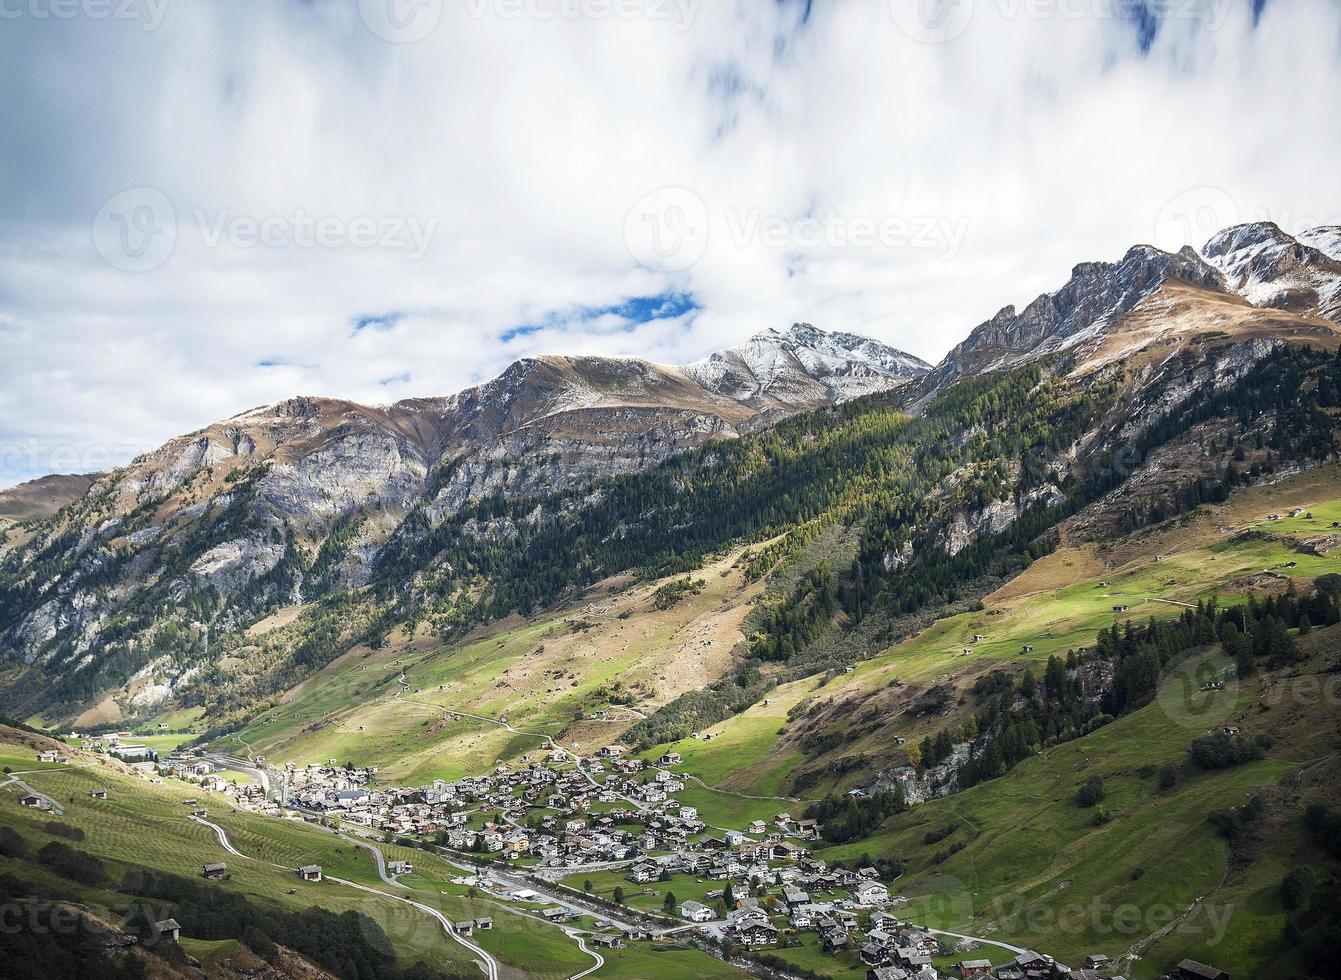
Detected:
left=1, top=0, right=1339, bottom=487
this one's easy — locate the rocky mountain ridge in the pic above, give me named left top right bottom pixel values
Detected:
left=4, top=222, right=1341, bottom=726
left=905, top=221, right=1341, bottom=410
left=0, top=324, right=927, bottom=690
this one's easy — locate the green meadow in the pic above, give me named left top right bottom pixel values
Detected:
left=816, top=649, right=1310, bottom=979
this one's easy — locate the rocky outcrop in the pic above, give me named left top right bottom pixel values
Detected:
left=907, top=243, right=1228, bottom=409
left=1203, top=221, right=1341, bottom=318
left=872, top=743, right=971, bottom=804
left=906, top=224, right=1341, bottom=413
left=0, top=325, right=928, bottom=688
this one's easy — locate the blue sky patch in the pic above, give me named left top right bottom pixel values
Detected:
left=500, top=291, right=698, bottom=344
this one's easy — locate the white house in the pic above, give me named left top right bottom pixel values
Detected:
left=853, top=880, right=890, bottom=906
left=680, top=900, right=714, bottom=922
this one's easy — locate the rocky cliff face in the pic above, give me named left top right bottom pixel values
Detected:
left=1202, top=221, right=1341, bottom=319
left=0, top=324, right=927, bottom=702
left=906, top=223, right=1341, bottom=411
left=7, top=223, right=1340, bottom=725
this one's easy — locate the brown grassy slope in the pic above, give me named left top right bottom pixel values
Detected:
left=0, top=473, right=99, bottom=521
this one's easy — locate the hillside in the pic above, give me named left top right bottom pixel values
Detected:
left=4, top=221, right=1341, bottom=979
left=0, top=473, right=101, bottom=522
left=4, top=225, right=1340, bottom=729
left=0, top=325, right=926, bottom=722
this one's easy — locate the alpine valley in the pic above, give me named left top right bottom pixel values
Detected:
left=4, top=222, right=1341, bottom=980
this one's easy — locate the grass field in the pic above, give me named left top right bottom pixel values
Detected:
left=0, top=741, right=746, bottom=979
left=0, top=759, right=483, bottom=967
left=813, top=640, right=1335, bottom=979
left=222, top=549, right=764, bottom=784
left=640, top=476, right=1341, bottom=807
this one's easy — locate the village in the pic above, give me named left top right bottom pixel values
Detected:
left=32, top=731, right=1241, bottom=980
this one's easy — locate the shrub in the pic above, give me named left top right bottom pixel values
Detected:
left=1282, top=868, right=1315, bottom=911
left=43, top=822, right=85, bottom=842
left=1189, top=733, right=1268, bottom=770
left=1077, top=775, right=1107, bottom=807
left=1158, top=763, right=1179, bottom=791
left=923, top=823, right=958, bottom=845
left=36, top=841, right=105, bottom=886
left=243, top=926, right=277, bottom=961
left=0, top=826, right=29, bottom=859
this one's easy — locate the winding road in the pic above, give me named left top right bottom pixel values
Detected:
left=568, top=934, right=604, bottom=979
left=188, top=815, right=500, bottom=980
left=925, top=927, right=1027, bottom=957
left=1, top=773, right=64, bottom=815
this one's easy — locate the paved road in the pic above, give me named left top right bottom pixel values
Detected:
left=189, top=815, right=500, bottom=980
left=337, top=832, right=403, bottom=887
left=190, top=815, right=248, bottom=857
left=330, top=874, right=499, bottom=980
left=926, top=927, right=1027, bottom=956
left=568, top=934, right=604, bottom=979
left=1, top=774, right=64, bottom=815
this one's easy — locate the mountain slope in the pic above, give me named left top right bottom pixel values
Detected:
left=0, top=325, right=926, bottom=715
left=1203, top=220, right=1341, bottom=319
left=0, top=473, right=101, bottom=522
left=907, top=222, right=1341, bottom=411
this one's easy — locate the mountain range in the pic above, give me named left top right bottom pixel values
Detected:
left=1, top=220, right=1339, bottom=725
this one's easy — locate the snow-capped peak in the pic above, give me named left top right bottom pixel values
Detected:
left=684, top=323, right=930, bottom=407
left=1201, top=222, right=1341, bottom=318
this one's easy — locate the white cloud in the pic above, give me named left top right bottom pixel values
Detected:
left=1, top=0, right=1339, bottom=486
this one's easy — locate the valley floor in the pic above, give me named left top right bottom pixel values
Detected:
left=21, top=465, right=1341, bottom=979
